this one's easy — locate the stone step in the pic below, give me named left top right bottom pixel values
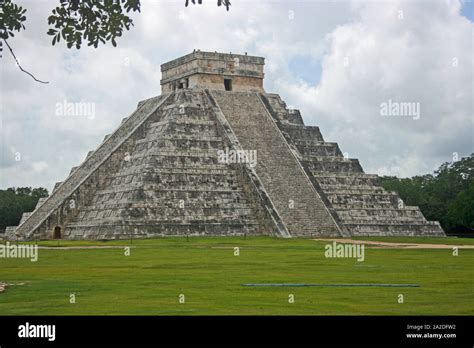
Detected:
left=100, top=185, right=246, bottom=196
left=296, top=142, right=343, bottom=157
left=151, top=124, right=218, bottom=137
left=19, top=212, right=32, bottom=225
left=64, top=222, right=260, bottom=239
left=80, top=200, right=252, bottom=211
left=67, top=217, right=259, bottom=227
left=262, top=94, right=305, bottom=125
left=312, top=173, right=381, bottom=186
left=293, top=139, right=326, bottom=146
left=34, top=197, right=48, bottom=211
left=150, top=166, right=234, bottom=177
left=94, top=186, right=246, bottom=196
left=145, top=172, right=239, bottom=181
left=75, top=212, right=257, bottom=223
left=135, top=150, right=223, bottom=158
left=105, top=167, right=236, bottom=177
left=306, top=158, right=364, bottom=173
left=52, top=181, right=62, bottom=193
left=81, top=199, right=252, bottom=212
left=345, top=222, right=445, bottom=236
left=322, top=187, right=390, bottom=195
left=136, top=135, right=223, bottom=145
left=320, top=184, right=385, bottom=191
left=146, top=164, right=233, bottom=172
left=158, top=109, right=213, bottom=120
left=141, top=171, right=238, bottom=180
left=336, top=206, right=423, bottom=217
left=326, top=192, right=400, bottom=206
left=4, top=226, right=17, bottom=239
left=212, top=90, right=341, bottom=237
left=150, top=119, right=217, bottom=128
left=280, top=124, right=324, bottom=142
left=145, top=180, right=240, bottom=190
left=83, top=201, right=253, bottom=215
left=313, top=173, right=379, bottom=178
left=339, top=214, right=427, bottom=224
left=331, top=202, right=398, bottom=210
left=147, top=155, right=228, bottom=167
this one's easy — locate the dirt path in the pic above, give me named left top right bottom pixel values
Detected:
left=37, top=246, right=134, bottom=250
left=11, top=241, right=474, bottom=250
left=315, top=238, right=474, bottom=249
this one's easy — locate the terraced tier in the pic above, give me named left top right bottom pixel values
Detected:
left=10, top=90, right=272, bottom=240
left=263, top=93, right=445, bottom=237
left=60, top=90, right=263, bottom=239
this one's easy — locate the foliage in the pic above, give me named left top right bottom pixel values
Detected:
left=447, top=181, right=474, bottom=230
left=0, top=187, right=49, bottom=233
left=47, top=0, right=141, bottom=49
left=1, top=0, right=231, bottom=81
left=0, top=0, right=27, bottom=39
left=185, top=0, right=230, bottom=11
left=1, top=0, right=231, bottom=49
left=380, top=154, right=474, bottom=233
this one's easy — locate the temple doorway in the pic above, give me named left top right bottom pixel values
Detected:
left=53, top=226, right=61, bottom=239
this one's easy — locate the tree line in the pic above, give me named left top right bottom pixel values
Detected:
left=0, top=187, right=48, bottom=233
left=380, top=153, right=473, bottom=235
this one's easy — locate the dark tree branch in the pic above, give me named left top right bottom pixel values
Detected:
left=3, top=39, right=49, bottom=84
left=185, top=0, right=230, bottom=11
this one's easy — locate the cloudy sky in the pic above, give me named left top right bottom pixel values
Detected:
left=1, top=0, right=473, bottom=192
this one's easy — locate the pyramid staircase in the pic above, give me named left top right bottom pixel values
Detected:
left=210, top=91, right=342, bottom=237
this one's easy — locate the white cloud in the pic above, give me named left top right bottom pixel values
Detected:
left=279, top=0, right=473, bottom=177
left=32, top=161, right=48, bottom=173
left=0, top=0, right=472, bottom=193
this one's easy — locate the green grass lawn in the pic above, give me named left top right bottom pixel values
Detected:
left=0, top=236, right=473, bottom=315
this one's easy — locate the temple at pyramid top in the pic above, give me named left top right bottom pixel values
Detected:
left=160, top=50, right=265, bottom=93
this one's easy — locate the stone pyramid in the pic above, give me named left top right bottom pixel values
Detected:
left=6, top=51, right=445, bottom=240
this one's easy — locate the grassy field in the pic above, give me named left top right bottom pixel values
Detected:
left=0, top=236, right=473, bottom=315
